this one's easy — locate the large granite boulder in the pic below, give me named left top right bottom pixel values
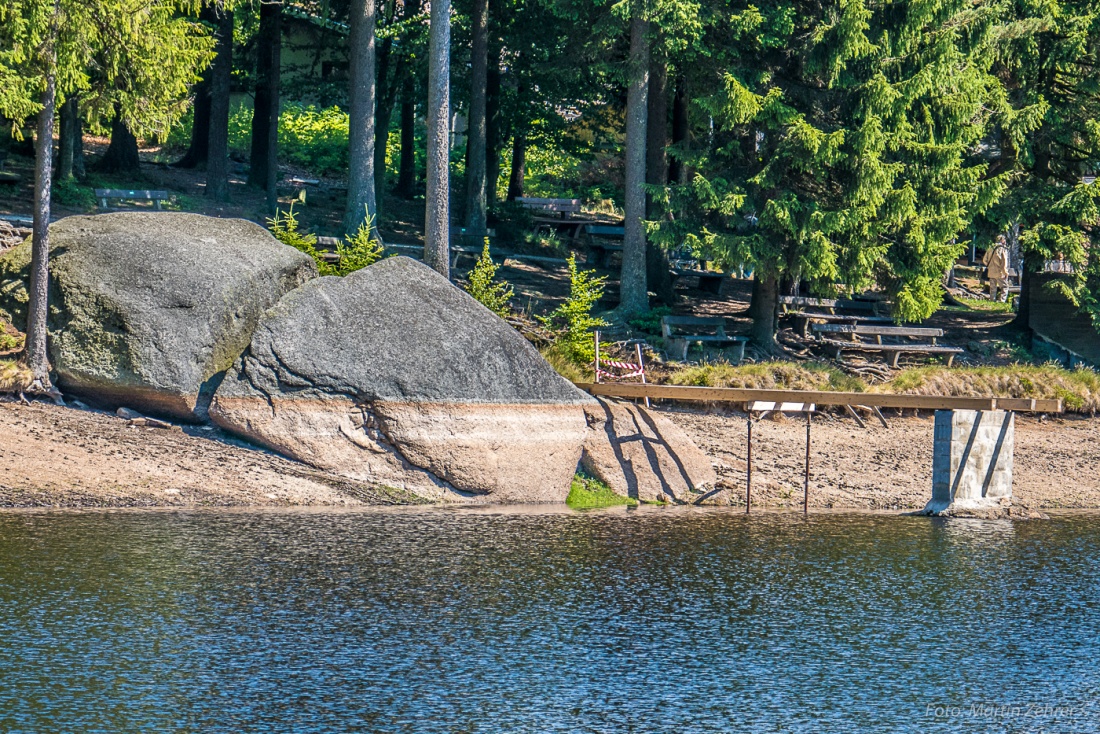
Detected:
left=0, top=213, right=317, bottom=419
left=581, top=397, right=717, bottom=502
left=210, top=256, right=595, bottom=502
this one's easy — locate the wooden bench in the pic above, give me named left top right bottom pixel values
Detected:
left=789, top=311, right=895, bottom=337
left=95, top=188, right=169, bottom=210
left=661, top=315, right=749, bottom=362
left=585, top=224, right=625, bottom=268
left=818, top=338, right=963, bottom=368
left=670, top=268, right=726, bottom=294
left=779, top=295, right=879, bottom=314
left=812, top=323, right=944, bottom=344
left=516, top=197, right=582, bottom=218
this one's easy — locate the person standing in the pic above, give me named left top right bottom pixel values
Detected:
left=983, top=235, right=1011, bottom=302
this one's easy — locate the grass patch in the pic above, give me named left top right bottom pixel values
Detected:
left=540, top=344, right=594, bottom=383
left=667, top=361, right=865, bottom=392
left=0, top=359, right=33, bottom=392
left=566, top=474, right=636, bottom=509
left=952, top=297, right=1015, bottom=313
left=882, top=365, right=1100, bottom=412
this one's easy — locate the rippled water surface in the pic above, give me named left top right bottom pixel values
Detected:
left=1, top=508, right=1098, bottom=732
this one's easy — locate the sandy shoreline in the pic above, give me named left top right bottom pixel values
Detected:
left=2, top=400, right=1098, bottom=509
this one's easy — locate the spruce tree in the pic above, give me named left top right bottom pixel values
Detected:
left=651, top=0, right=1008, bottom=347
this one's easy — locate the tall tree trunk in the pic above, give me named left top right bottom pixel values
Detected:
left=423, top=0, right=451, bottom=277
left=344, top=0, right=378, bottom=234
left=645, top=59, right=668, bottom=213
left=206, top=9, right=234, bottom=202
left=506, top=133, right=526, bottom=201
left=56, top=95, right=76, bottom=181
left=1010, top=250, right=1039, bottom=333
left=73, top=109, right=85, bottom=179
left=619, top=14, right=650, bottom=315
left=27, top=71, right=57, bottom=388
left=176, top=76, right=211, bottom=168
left=98, top=114, right=141, bottom=174
left=669, top=75, right=688, bottom=184
left=749, top=272, right=779, bottom=349
left=397, top=84, right=417, bottom=199
left=485, top=55, right=501, bottom=207
left=175, top=6, right=216, bottom=169
left=645, top=58, right=672, bottom=304
left=463, top=0, right=489, bottom=235
left=249, top=0, right=281, bottom=212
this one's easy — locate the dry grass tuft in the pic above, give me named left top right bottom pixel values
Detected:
left=880, top=365, right=1100, bottom=413
left=540, top=344, right=593, bottom=383
left=667, top=361, right=866, bottom=393
left=0, top=359, right=34, bottom=393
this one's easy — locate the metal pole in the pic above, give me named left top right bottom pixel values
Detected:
left=804, top=410, right=811, bottom=515
left=746, top=418, right=752, bottom=514
left=594, top=330, right=600, bottom=384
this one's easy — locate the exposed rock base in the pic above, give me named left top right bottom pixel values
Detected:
left=210, top=257, right=594, bottom=502
left=581, top=397, right=717, bottom=503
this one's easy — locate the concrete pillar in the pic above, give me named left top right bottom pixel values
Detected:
left=924, top=410, right=1015, bottom=515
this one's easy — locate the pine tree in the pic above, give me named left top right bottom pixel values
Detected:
left=651, top=0, right=1008, bottom=348
left=984, top=1, right=1100, bottom=332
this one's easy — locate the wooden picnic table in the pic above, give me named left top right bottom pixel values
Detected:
left=661, top=315, right=749, bottom=362
left=516, top=197, right=582, bottom=218
left=818, top=338, right=964, bottom=368
left=788, top=310, right=895, bottom=337
left=812, top=323, right=945, bottom=344
left=670, top=268, right=726, bottom=294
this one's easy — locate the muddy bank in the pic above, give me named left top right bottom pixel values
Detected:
left=0, top=401, right=422, bottom=508
left=2, top=399, right=1098, bottom=509
left=665, top=407, right=1100, bottom=510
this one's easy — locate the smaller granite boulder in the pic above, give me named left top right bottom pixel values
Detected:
left=211, top=256, right=595, bottom=502
left=0, top=213, right=318, bottom=420
left=581, top=397, right=717, bottom=502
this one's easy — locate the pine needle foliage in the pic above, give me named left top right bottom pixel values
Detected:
left=267, top=205, right=331, bottom=274
left=651, top=0, right=1010, bottom=329
left=336, top=209, right=385, bottom=275
left=268, top=205, right=383, bottom=277
left=464, top=240, right=514, bottom=317
left=540, top=254, right=608, bottom=366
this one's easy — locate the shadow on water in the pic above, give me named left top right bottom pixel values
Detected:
left=1, top=507, right=1098, bottom=732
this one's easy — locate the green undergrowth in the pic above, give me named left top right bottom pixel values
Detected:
left=882, top=365, right=1100, bottom=413
left=668, top=361, right=866, bottom=392
left=566, top=474, right=636, bottom=509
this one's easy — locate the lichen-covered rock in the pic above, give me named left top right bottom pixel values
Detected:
left=581, top=397, right=717, bottom=502
left=0, top=213, right=317, bottom=419
left=210, top=256, right=595, bottom=502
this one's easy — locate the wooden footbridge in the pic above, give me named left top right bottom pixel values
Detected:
left=573, top=382, right=1064, bottom=414
left=575, top=381, right=1063, bottom=515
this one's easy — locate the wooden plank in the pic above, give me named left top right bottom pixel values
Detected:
left=813, top=324, right=944, bottom=338
left=780, top=296, right=838, bottom=308
left=661, top=316, right=725, bottom=327
left=94, top=188, right=169, bottom=200
left=790, top=312, right=894, bottom=323
left=573, top=382, right=1065, bottom=413
left=818, top=339, right=963, bottom=354
left=586, top=225, right=625, bottom=236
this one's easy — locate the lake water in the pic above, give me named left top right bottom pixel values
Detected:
left=0, top=507, right=1097, bottom=733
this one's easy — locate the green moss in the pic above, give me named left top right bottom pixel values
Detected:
left=566, top=474, right=636, bottom=509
